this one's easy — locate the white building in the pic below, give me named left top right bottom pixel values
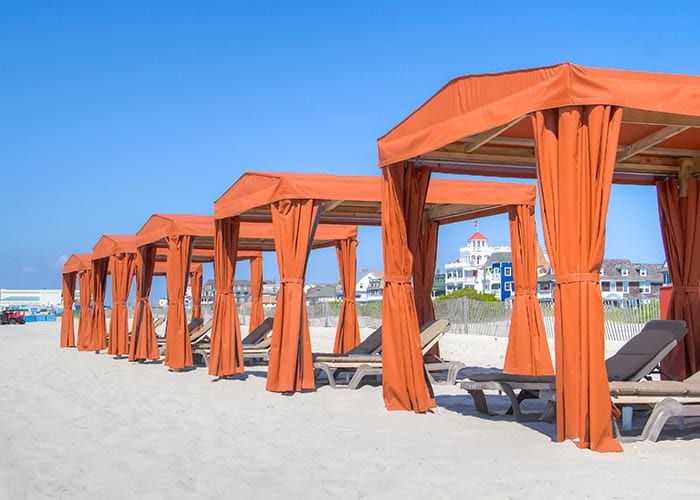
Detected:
left=444, top=232, right=510, bottom=293
left=356, top=270, right=384, bottom=303
left=0, top=289, right=63, bottom=308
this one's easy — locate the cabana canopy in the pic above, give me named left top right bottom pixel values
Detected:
left=214, top=172, right=546, bottom=395
left=92, top=235, right=138, bottom=357
left=377, top=62, right=700, bottom=453
left=60, top=254, right=93, bottom=348
left=136, top=213, right=358, bottom=372
left=215, top=171, right=536, bottom=226
left=378, top=63, right=700, bottom=184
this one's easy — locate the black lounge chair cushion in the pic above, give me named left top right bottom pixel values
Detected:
left=605, top=320, right=687, bottom=381
left=241, top=317, right=274, bottom=345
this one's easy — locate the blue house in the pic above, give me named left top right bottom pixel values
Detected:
left=484, top=252, right=514, bottom=301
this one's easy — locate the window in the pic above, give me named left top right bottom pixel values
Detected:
left=491, top=283, right=500, bottom=291
left=505, top=282, right=513, bottom=292
left=539, top=282, right=551, bottom=292
left=504, top=266, right=512, bottom=277
left=600, top=268, right=605, bottom=276
left=640, top=281, right=651, bottom=294
left=622, top=282, right=629, bottom=293
left=621, top=267, right=629, bottom=277
left=640, top=268, right=648, bottom=277
left=601, top=282, right=610, bottom=292
left=610, top=281, right=617, bottom=292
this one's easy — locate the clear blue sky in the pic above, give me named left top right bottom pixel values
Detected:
left=2, top=1, right=698, bottom=300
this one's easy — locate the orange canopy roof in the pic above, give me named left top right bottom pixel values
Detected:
left=92, top=235, right=138, bottom=260
left=137, top=213, right=358, bottom=251
left=377, top=63, right=700, bottom=184
left=63, top=254, right=93, bottom=274
left=214, top=171, right=535, bottom=226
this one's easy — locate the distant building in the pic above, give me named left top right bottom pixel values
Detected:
left=1, top=289, right=62, bottom=308
left=536, top=259, right=668, bottom=302
left=356, top=270, right=384, bottom=303
left=444, top=232, right=510, bottom=294
left=202, top=279, right=215, bottom=304
left=484, top=252, right=514, bottom=301
left=432, top=271, right=446, bottom=298
left=262, top=282, right=280, bottom=306
left=306, top=283, right=341, bottom=305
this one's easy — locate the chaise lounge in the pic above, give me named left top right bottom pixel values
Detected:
left=313, top=319, right=456, bottom=389
left=458, top=319, right=688, bottom=421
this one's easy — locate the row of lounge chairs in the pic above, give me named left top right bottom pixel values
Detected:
left=147, top=314, right=700, bottom=441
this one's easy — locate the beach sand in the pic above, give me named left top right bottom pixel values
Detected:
left=1, top=321, right=698, bottom=499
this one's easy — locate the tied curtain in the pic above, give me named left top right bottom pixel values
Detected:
left=333, top=237, right=360, bottom=353
left=657, top=176, right=700, bottom=380
left=76, top=268, right=93, bottom=350
left=108, top=253, right=136, bottom=357
left=88, top=258, right=109, bottom=352
left=266, top=199, right=320, bottom=393
left=190, top=266, right=203, bottom=322
left=209, top=217, right=244, bottom=377
left=380, top=163, right=435, bottom=412
left=164, top=235, right=195, bottom=370
left=60, top=272, right=77, bottom=347
left=129, top=245, right=159, bottom=362
left=532, top=105, right=622, bottom=452
left=249, top=255, right=265, bottom=331
left=503, top=205, right=554, bottom=375
left=414, top=220, right=439, bottom=359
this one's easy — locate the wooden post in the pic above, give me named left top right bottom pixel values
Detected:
left=679, top=157, right=693, bottom=197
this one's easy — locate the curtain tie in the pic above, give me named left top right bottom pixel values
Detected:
left=280, top=278, right=304, bottom=285
left=384, top=275, right=411, bottom=284
left=672, top=286, right=700, bottom=294
left=137, top=297, right=150, bottom=304
left=343, top=299, right=356, bottom=304
left=215, top=289, right=233, bottom=295
left=112, top=301, right=127, bottom=306
left=414, top=292, right=432, bottom=298
left=515, top=290, right=537, bottom=297
left=556, top=273, right=599, bottom=285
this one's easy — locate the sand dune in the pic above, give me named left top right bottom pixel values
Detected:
left=1, top=322, right=698, bottom=499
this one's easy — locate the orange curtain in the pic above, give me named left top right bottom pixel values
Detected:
left=266, top=199, right=320, bottom=392
left=209, top=217, right=244, bottom=377
left=129, top=245, right=159, bottom=362
left=76, top=268, right=93, bottom=351
left=532, top=105, right=622, bottom=452
left=657, top=176, right=700, bottom=380
left=249, top=255, right=265, bottom=331
left=60, top=272, right=77, bottom=347
left=88, top=258, right=108, bottom=352
left=164, top=235, right=194, bottom=370
left=333, top=237, right=360, bottom=353
left=414, top=221, right=439, bottom=359
left=108, top=253, right=136, bottom=357
left=380, top=162, right=435, bottom=412
left=190, top=266, right=203, bottom=321
left=503, top=205, right=554, bottom=375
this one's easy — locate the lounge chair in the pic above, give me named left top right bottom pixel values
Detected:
left=158, top=319, right=213, bottom=356
left=191, top=318, right=276, bottom=367
left=313, top=319, right=456, bottom=389
left=458, top=319, right=688, bottom=421
left=608, top=371, right=700, bottom=442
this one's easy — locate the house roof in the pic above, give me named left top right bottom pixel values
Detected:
left=485, top=252, right=512, bottom=266
left=468, top=231, right=487, bottom=241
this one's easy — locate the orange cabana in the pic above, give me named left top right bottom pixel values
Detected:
left=136, top=213, right=356, bottom=374
left=377, top=62, right=700, bottom=452
left=214, top=172, right=542, bottom=395
left=92, top=235, right=138, bottom=357
left=61, top=254, right=92, bottom=348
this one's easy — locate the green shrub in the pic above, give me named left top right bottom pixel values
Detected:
left=437, top=287, right=499, bottom=302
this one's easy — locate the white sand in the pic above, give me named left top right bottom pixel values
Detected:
left=1, top=322, right=698, bottom=499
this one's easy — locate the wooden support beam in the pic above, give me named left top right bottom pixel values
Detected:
left=679, top=157, right=694, bottom=197
left=323, top=200, right=344, bottom=212
left=462, top=116, right=525, bottom=153
left=617, top=126, right=690, bottom=162
left=622, top=108, right=700, bottom=128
